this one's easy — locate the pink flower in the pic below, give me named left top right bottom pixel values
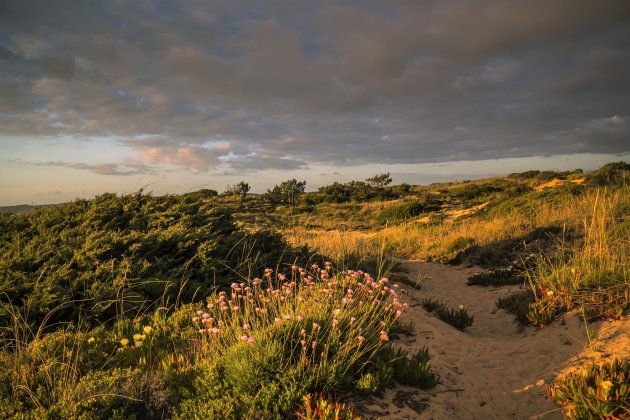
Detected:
left=332, top=319, right=339, bottom=327
left=301, top=328, right=306, bottom=335
left=243, top=323, right=251, bottom=330
left=284, top=314, right=292, bottom=320
left=240, top=335, right=248, bottom=341
left=350, top=317, right=356, bottom=324
left=210, top=328, right=220, bottom=334
left=292, top=265, right=298, bottom=271
left=297, top=315, right=304, bottom=321
left=202, top=313, right=210, bottom=318
left=192, top=317, right=199, bottom=323
left=357, top=336, right=365, bottom=343
left=312, top=340, right=317, bottom=348
left=197, top=310, right=203, bottom=316
left=207, top=303, right=213, bottom=309
left=275, top=317, right=282, bottom=324
left=278, top=274, right=287, bottom=281
left=300, top=339, right=306, bottom=346
left=232, top=306, right=240, bottom=311
left=312, top=322, right=320, bottom=330
left=247, top=337, right=255, bottom=344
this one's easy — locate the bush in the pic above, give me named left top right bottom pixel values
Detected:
left=0, top=192, right=312, bottom=328
left=496, top=290, right=535, bottom=324
left=467, top=268, right=523, bottom=286
left=376, top=200, right=440, bottom=225
left=296, top=394, right=359, bottom=420
left=422, top=299, right=474, bottom=330
left=390, top=347, right=440, bottom=389
left=548, top=359, right=629, bottom=419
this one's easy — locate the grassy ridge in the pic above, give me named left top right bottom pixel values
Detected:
left=0, top=192, right=311, bottom=329
left=0, top=162, right=627, bottom=418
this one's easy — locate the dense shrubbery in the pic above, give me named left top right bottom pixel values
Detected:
left=0, top=264, right=436, bottom=418
left=265, top=179, right=307, bottom=206
left=585, top=161, right=630, bottom=186
left=376, top=198, right=441, bottom=225
left=0, top=192, right=310, bottom=328
left=548, top=359, right=629, bottom=419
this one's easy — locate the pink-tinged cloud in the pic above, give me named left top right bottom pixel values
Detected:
left=138, top=146, right=220, bottom=171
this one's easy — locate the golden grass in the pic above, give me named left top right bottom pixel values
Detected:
left=286, top=186, right=629, bottom=263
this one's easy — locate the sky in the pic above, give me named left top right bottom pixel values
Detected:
left=1, top=1, right=629, bottom=205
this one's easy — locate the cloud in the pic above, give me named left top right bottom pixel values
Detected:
left=26, top=160, right=151, bottom=176
left=138, top=146, right=221, bottom=171
left=225, top=156, right=309, bottom=172
left=0, top=0, right=629, bottom=172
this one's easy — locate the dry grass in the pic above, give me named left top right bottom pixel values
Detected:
left=286, top=186, right=629, bottom=263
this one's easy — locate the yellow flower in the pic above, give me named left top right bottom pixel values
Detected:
left=87, top=337, right=95, bottom=344
left=133, top=333, right=143, bottom=341
left=120, top=338, right=129, bottom=346
left=143, top=326, right=153, bottom=334
left=546, top=290, right=554, bottom=297
left=601, top=380, right=613, bottom=391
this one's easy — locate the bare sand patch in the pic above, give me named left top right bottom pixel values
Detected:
left=350, top=262, right=629, bottom=419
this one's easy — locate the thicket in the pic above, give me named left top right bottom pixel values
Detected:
left=0, top=192, right=310, bottom=329
left=376, top=198, right=441, bottom=225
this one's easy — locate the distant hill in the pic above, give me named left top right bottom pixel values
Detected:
left=0, top=204, right=36, bottom=214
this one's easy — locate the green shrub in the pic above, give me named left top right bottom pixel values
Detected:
left=548, top=359, right=629, bottom=419
left=376, top=199, right=440, bottom=225
left=0, top=192, right=312, bottom=329
left=391, top=347, right=440, bottom=389
left=467, top=268, right=523, bottom=286
left=496, top=290, right=535, bottom=324
left=356, top=372, right=381, bottom=393
left=422, top=299, right=474, bottom=330
left=296, top=394, right=358, bottom=420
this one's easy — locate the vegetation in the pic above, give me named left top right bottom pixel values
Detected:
left=0, top=162, right=627, bottom=417
left=523, top=190, right=628, bottom=326
left=224, top=181, right=251, bottom=197
left=0, top=192, right=310, bottom=329
left=265, top=179, right=307, bottom=206
left=548, top=359, right=629, bottom=419
left=421, top=299, right=474, bottom=331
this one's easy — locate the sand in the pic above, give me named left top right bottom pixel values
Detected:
left=350, top=262, right=630, bottom=419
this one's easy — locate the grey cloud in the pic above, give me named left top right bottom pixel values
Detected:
left=27, top=161, right=151, bottom=176
left=1, top=0, right=629, bottom=172
left=225, top=156, right=309, bottom=172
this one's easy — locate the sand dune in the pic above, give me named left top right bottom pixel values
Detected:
left=351, top=262, right=630, bottom=419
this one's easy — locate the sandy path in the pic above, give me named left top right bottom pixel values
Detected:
left=351, top=262, right=630, bottom=419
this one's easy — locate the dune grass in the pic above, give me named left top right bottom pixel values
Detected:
left=0, top=263, right=437, bottom=418
left=523, top=189, right=629, bottom=326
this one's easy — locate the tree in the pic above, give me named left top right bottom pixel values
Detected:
left=366, top=173, right=392, bottom=189
left=265, top=179, right=306, bottom=206
left=224, top=181, right=250, bottom=197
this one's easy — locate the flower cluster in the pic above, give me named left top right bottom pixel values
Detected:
left=189, top=263, right=408, bottom=366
